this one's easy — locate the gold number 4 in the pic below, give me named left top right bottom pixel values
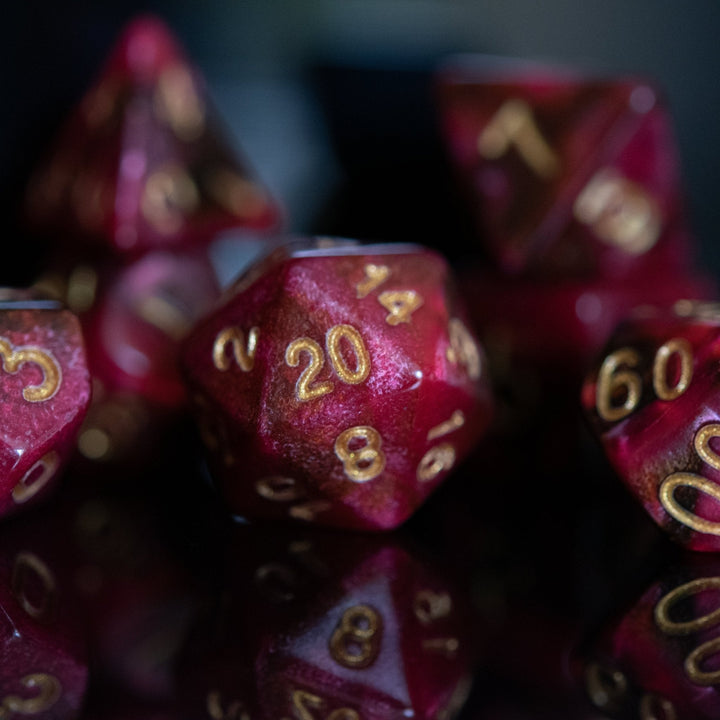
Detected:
left=286, top=324, right=370, bottom=402
left=355, top=264, right=424, bottom=326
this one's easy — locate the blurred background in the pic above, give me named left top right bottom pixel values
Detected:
left=5, top=0, right=720, bottom=282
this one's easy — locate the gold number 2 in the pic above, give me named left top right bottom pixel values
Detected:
left=213, top=327, right=259, bottom=372
left=0, top=337, right=61, bottom=402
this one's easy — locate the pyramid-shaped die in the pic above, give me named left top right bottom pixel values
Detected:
left=181, top=239, right=494, bottom=530
left=26, top=15, right=280, bottom=256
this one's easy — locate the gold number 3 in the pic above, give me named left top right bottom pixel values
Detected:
left=0, top=337, right=61, bottom=402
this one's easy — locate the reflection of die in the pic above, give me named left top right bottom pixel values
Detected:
left=181, top=239, right=493, bottom=530
left=437, top=63, right=692, bottom=277
left=0, top=510, right=88, bottom=719
left=0, top=292, right=91, bottom=519
left=179, top=527, right=474, bottom=720
left=578, top=556, right=720, bottom=718
left=582, top=302, right=720, bottom=551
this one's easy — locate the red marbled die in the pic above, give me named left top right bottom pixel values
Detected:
left=0, top=294, right=91, bottom=518
left=25, top=15, right=280, bottom=256
left=181, top=239, right=493, bottom=530
left=582, top=301, right=720, bottom=551
left=437, top=61, right=691, bottom=278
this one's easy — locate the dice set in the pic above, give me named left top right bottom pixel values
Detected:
left=3, top=10, right=720, bottom=720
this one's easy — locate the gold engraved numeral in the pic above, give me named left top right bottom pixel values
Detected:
left=12, top=452, right=59, bottom=505
left=255, top=476, right=305, bottom=502
left=213, top=327, right=259, bottom=372
left=286, top=325, right=370, bottom=402
left=356, top=264, right=390, bottom=298
left=659, top=423, right=720, bottom=536
left=417, top=443, right=456, bottom=483
left=655, top=576, right=720, bottom=687
left=377, top=290, right=423, bottom=326
left=478, top=99, right=560, bottom=179
left=639, top=694, right=677, bottom=720
left=414, top=590, right=453, bottom=624
left=574, top=168, right=661, bottom=255
left=286, top=338, right=334, bottom=401
left=595, top=347, right=641, bottom=422
left=334, top=426, right=386, bottom=483
left=325, top=325, right=371, bottom=384
left=422, top=637, right=459, bottom=658
left=595, top=338, right=693, bottom=422
left=427, top=411, right=465, bottom=442
left=0, top=337, right=61, bottom=403
left=206, top=691, right=250, bottom=720
left=11, top=552, right=56, bottom=623
left=653, top=338, right=693, bottom=401
left=0, top=674, right=62, bottom=717
left=290, top=690, right=360, bottom=720
left=446, top=319, right=481, bottom=380
left=584, top=662, right=628, bottom=711
left=329, top=604, right=382, bottom=669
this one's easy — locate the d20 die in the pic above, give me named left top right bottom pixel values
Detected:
left=181, top=239, right=493, bottom=530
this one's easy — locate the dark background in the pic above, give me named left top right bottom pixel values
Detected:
left=5, top=1, right=720, bottom=278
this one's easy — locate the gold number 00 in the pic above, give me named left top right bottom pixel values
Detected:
left=286, top=324, right=370, bottom=402
left=659, top=422, right=720, bottom=536
left=655, top=576, right=720, bottom=686
left=595, top=337, right=693, bottom=422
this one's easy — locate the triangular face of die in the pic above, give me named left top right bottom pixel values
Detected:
left=439, top=73, right=658, bottom=273
left=27, top=15, right=281, bottom=255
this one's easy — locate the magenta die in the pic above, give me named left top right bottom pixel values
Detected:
left=181, top=239, right=493, bottom=530
left=25, top=15, right=280, bottom=256
left=582, top=301, right=720, bottom=551
left=0, top=292, right=91, bottom=518
left=437, top=60, right=692, bottom=277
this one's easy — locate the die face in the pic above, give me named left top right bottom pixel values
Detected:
left=581, top=303, right=720, bottom=551
left=437, top=67, right=688, bottom=277
left=83, top=250, right=220, bottom=408
left=26, top=15, right=281, bottom=256
left=182, top=241, right=493, bottom=530
left=0, top=512, right=88, bottom=719
left=179, top=527, right=473, bottom=720
left=579, top=557, right=720, bottom=719
left=0, top=305, right=91, bottom=518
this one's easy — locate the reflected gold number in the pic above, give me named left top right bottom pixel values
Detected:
left=1, top=674, right=61, bottom=716
left=422, top=637, right=459, bottom=657
left=0, top=338, right=61, bottom=402
left=207, top=691, right=250, bottom=720
left=584, top=662, right=628, bottom=711
left=254, top=476, right=331, bottom=522
left=334, top=426, right=386, bottom=483
left=655, top=576, right=720, bottom=686
left=286, top=325, right=370, bottom=402
left=213, top=327, right=259, bottom=372
left=356, top=264, right=390, bottom=298
left=329, top=604, right=382, bottom=669
left=478, top=99, right=559, bottom=179
left=446, top=319, right=481, bottom=380
left=595, top=338, right=693, bottom=422
left=574, top=168, right=661, bottom=255
left=377, top=290, right=423, bottom=326
left=639, top=694, right=677, bottom=720
left=12, top=452, right=59, bottom=505
left=659, top=423, right=720, bottom=536
left=11, top=552, right=56, bottom=622
left=291, top=691, right=359, bottom=720
left=414, top=590, right=452, bottom=624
